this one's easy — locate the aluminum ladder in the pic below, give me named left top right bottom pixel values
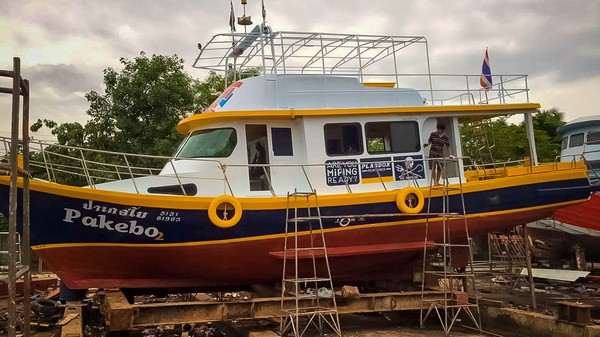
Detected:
left=420, top=157, right=482, bottom=336
left=280, top=189, right=341, bottom=337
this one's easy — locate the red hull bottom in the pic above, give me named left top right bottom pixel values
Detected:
left=38, top=208, right=555, bottom=290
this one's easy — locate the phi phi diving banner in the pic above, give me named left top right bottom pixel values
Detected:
left=325, top=156, right=424, bottom=186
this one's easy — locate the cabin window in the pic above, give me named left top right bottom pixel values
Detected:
left=587, top=131, right=600, bottom=145
left=561, top=137, right=568, bottom=150
left=176, top=128, right=237, bottom=158
left=569, top=133, right=584, bottom=148
left=365, top=121, right=420, bottom=154
left=324, top=123, right=363, bottom=156
left=272, top=128, right=293, bottom=156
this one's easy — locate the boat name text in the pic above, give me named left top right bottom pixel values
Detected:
left=82, top=200, right=148, bottom=219
left=63, top=208, right=163, bottom=240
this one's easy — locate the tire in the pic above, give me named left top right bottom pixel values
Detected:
left=31, top=299, right=61, bottom=317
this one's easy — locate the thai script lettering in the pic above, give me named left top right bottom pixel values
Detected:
left=82, top=200, right=148, bottom=219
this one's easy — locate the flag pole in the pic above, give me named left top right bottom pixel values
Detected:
left=228, top=1, right=237, bottom=84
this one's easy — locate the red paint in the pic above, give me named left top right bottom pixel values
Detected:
left=553, top=192, right=600, bottom=231
left=37, top=207, right=556, bottom=290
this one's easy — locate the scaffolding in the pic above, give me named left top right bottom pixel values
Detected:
left=0, top=57, right=32, bottom=337
left=280, top=190, right=341, bottom=337
left=420, top=157, right=482, bottom=336
left=488, top=230, right=528, bottom=292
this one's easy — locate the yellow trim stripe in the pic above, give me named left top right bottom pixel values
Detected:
left=362, top=176, right=394, bottom=184
left=177, top=103, right=540, bottom=134
left=0, top=165, right=586, bottom=211
left=31, top=198, right=585, bottom=251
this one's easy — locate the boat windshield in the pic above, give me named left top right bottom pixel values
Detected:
left=176, top=128, right=237, bottom=158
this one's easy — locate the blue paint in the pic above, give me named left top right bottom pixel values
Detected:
left=0, top=178, right=591, bottom=247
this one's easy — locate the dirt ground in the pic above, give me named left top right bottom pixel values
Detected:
left=3, top=270, right=599, bottom=337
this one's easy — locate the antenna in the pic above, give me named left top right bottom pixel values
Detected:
left=238, top=0, right=253, bottom=34
left=261, top=0, right=268, bottom=34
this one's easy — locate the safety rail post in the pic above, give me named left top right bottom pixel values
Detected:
left=122, top=155, right=140, bottom=194
left=79, top=148, right=95, bottom=188
left=37, top=141, right=53, bottom=183
left=300, top=165, right=314, bottom=193
left=219, top=163, right=236, bottom=196
left=168, top=160, right=188, bottom=196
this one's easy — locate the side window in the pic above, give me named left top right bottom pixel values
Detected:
left=272, top=128, right=293, bottom=156
left=324, top=123, right=363, bottom=156
left=365, top=121, right=420, bottom=154
left=569, top=133, right=584, bottom=148
left=561, top=136, right=568, bottom=150
left=587, top=131, right=600, bottom=145
left=176, top=128, right=237, bottom=158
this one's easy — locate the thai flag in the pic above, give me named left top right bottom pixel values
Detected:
left=229, top=1, right=236, bottom=32
left=480, top=48, right=492, bottom=91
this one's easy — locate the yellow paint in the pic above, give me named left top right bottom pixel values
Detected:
left=0, top=161, right=588, bottom=211
left=361, top=176, right=394, bottom=184
left=177, top=103, right=541, bottom=135
left=362, top=82, right=396, bottom=88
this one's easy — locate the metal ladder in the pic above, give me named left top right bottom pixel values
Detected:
left=280, top=190, right=341, bottom=337
left=0, top=232, right=22, bottom=272
left=420, top=157, right=482, bottom=336
left=468, top=118, right=495, bottom=166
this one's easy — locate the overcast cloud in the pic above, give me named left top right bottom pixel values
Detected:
left=1, top=0, right=599, bottom=142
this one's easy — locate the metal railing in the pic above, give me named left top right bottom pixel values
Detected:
left=193, top=29, right=531, bottom=106
left=2, top=135, right=584, bottom=198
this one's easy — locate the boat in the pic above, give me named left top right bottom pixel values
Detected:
left=527, top=116, right=600, bottom=263
left=0, top=23, right=594, bottom=291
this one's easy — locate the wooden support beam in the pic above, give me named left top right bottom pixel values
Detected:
left=99, top=290, right=135, bottom=331
left=60, top=303, right=82, bottom=337
left=101, top=290, right=444, bottom=331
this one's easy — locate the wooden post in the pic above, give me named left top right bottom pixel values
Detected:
left=22, top=78, right=31, bottom=337
left=522, top=225, right=536, bottom=310
left=7, top=56, right=21, bottom=337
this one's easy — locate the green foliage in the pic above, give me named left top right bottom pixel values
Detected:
left=28, top=53, right=261, bottom=186
left=460, top=109, right=566, bottom=164
left=84, top=52, right=202, bottom=156
left=367, top=138, right=385, bottom=152
left=532, top=108, right=565, bottom=161
left=196, top=71, right=227, bottom=110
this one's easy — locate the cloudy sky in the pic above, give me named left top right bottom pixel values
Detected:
left=1, top=0, right=599, bottom=143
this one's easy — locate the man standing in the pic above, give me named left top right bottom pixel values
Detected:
left=424, top=123, right=453, bottom=186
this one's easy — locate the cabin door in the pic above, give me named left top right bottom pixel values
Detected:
left=423, top=117, right=459, bottom=180
left=246, top=125, right=270, bottom=191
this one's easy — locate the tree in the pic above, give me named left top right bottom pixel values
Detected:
left=30, top=53, right=261, bottom=185
left=30, top=53, right=206, bottom=184
left=532, top=108, right=565, bottom=162
left=460, top=108, right=566, bottom=164
left=84, top=52, right=203, bottom=156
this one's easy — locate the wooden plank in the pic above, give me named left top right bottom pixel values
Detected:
left=60, top=304, right=82, bottom=337
left=99, top=290, right=134, bottom=331
left=130, top=291, right=444, bottom=329
left=519, top=268, right=589, bottom=282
